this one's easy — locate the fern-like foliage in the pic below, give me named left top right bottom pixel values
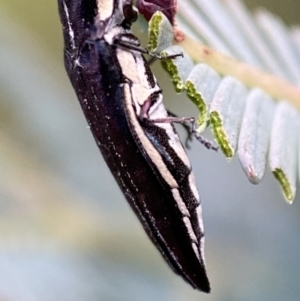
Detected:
left=146, top=0, right=300, bottom=202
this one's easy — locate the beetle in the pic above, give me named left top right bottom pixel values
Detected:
left=57, top=0, right=210, bottom=292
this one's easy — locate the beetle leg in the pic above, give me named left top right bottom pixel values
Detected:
left=115, top=38, right=183, bottom=60
left=151, top=116, right=218, bottom=151
left=166, top=111, right=193, bottom=149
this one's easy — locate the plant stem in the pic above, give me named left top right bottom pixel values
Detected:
left=176, top=36, right=300, bottom=110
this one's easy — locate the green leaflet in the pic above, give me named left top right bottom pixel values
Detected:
left=210, top=111, right=233, bottom=159
left=185, top=64, right=221, bottom=132
left=273, top=168, right=294, bottom=202
left=185, top=81, right=207, bottom=128
left=147, top=13, right=162, bottom=51
left=161, top=56, right=185, bottom=92
left=269, top=102, right=299, bottom=203
left=147, top=11, right=173, bottom=53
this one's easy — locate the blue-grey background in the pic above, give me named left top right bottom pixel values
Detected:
left=1, top=0, right=300, bottom=300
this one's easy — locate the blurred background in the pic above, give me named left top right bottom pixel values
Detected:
left=1, top=0, right=300, bottom=300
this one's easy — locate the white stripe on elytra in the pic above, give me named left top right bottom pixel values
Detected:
left=116, top=49, right=158, bottom=108
left=123, top=83, right=178, bottom=188
left=172, top=188, right=205, bottom=261
left=196, top=205, right=204, bottom=234
left=124, top=79, right=203, bottom=258
left=172, top=189, right=190, bottom=217
left=192, top=243, right=201, bottom=261
left=196, top=205, right=206, bottom=264
left=116, top=49, right=150, bottom=91
left=104, top=26, right=123, bottom=45
left=117, top=49, right=191, bottom=169
left=118, top=48, right=205, bottom=262
left=183, top=216, right=198, bottom=244
left=62, top=0, right=75, bottom=50
left=148, top=98, right=191, bottom=169
left=97, top=0, right=114, bottom=21
left=188, top=174, right=200, bottom=202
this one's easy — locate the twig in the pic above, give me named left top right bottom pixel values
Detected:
left=176, top=36, right=300, bottom=110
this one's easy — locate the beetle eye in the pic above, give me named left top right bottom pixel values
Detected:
left=123, top=4, right=138, bottom=25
